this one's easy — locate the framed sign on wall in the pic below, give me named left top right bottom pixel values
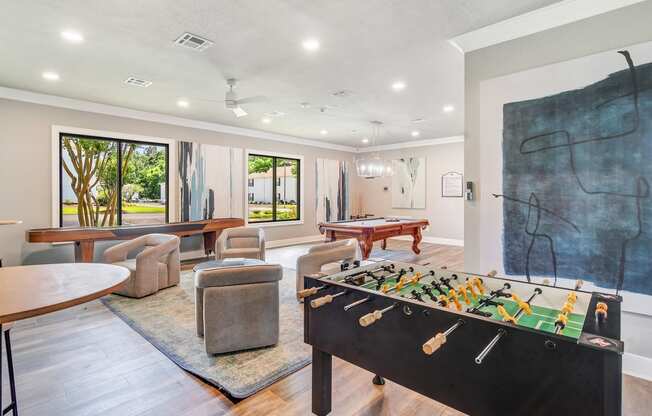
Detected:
left=441, top=171, right=463, bottom=197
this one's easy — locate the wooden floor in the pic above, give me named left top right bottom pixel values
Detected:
left=2, top=240, right=650, bottom=415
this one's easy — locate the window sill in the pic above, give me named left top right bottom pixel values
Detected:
left=247, top=220, right=304, bottom=228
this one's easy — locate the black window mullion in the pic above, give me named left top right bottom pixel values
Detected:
left=116, top=141, right=123, bottom=225
left=272, top=156, right=277, bottom=221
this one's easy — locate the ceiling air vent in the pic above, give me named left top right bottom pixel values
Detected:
left=124, top=77, right=152, bottom=87
left=174, top=32, right=213, bottom=51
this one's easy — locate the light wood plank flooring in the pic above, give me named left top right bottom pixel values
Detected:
left=2, top=240, right=649, bottom=415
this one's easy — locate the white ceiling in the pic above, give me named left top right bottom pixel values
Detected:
left=0, top=0, right=560, bottom=146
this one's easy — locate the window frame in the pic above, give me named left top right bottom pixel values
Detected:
left=58, top=132, right=170, bottom=227
left=245, top=150, right=303, bottom=226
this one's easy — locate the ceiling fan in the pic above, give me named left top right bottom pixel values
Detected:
left=224, top=78, right=266, bottom=117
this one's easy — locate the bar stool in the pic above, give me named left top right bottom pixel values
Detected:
left=1, top=322, right=18, bottom=415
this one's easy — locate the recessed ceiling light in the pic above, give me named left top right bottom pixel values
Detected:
left=42, top=71, right=60, bottom=81
left=411, top=131, right=420, bottom=137
left=320, top=129, right=328, bottom=135
left=391, top=81, right=406, bottom=91
left=300, top=102, right=311, bottom=109
left=177, top=99, right=189, bottom=108
left=443, top=105, right=455, bottom=113
left=61, top=30, right=84, bottom=43
left=411, top=117, right=425, bottom=123
left=302, top=38, right=320, bottom=52
left=362, top=138, right=369, bottom=144
left=261, top=117, right=272, bottom=124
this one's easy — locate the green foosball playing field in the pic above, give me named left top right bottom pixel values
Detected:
left=360, top=276, right=585, bottom=339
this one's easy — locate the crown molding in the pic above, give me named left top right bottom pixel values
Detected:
left=449, top=0, right=647, bottom=53
left=0, top=86, right=358, bottom=153
left=356, top=135, right=464, bottom=153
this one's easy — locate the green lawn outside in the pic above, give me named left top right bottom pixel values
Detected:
left=62, top=203, right=165, bottom=215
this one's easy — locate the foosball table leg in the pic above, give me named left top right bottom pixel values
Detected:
left=312, top=347, right=332, bottom=416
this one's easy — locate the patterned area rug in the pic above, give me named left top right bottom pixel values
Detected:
left=101, top=268, right=310, bottom=399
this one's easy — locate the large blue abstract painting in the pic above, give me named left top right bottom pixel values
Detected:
left=500, top=50, right=652, bottom=295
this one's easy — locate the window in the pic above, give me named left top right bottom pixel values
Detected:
left=247, top=153, right=300, bottom=223
left=60, top=133, right=168, bottom=227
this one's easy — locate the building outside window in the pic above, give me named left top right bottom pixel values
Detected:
left=59, top=133, right=168, bottom=227
left=247, top=153, right=300, bottom=223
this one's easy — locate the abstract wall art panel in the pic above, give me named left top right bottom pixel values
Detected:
left=392, top=157, right=426, bottom=209
left=500, top=46, right=652, bottom=296
left=315, top=159, right=349, bottom=224
left=178, top=142, right=244, bottom=221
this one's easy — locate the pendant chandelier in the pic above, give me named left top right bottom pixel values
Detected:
left=355, top=121, right=394, bottom=178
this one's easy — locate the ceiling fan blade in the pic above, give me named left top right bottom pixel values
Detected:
left=236, top=95, right=267, bottom=105
left=232, top=107, right=248, bottom=117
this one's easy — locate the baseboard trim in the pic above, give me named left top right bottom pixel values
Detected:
left=267, top=234, right=324, bottom=248
left=623, top=352, right=652, bottom=381
left=390, top=236, right=464, bottom=247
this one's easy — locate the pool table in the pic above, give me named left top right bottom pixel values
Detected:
left=318, top=217, right=429, bottom=259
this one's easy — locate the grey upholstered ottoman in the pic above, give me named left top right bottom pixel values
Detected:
left=193, top=259, right=283, bottom=354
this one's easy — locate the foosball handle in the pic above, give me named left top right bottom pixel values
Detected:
left=359, top=310, right=382, bottom=327
left=487, top=270, right=497, bottom=277
left=575, top=279, right=584, bottom=290
left=298, top=287, right=319, bottom=299
left=422, top=333, right=447, bottom=355
left=311, top=295, right=333, bottom=309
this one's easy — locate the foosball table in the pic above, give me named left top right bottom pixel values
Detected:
left=301, top=261, right=623, bottom=416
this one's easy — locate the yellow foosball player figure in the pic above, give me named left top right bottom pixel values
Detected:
left=497, top=305, right=516, bottom=324
left=554, top=292, right=577, bottom=334
left=595, top=302, right=608, bottom=322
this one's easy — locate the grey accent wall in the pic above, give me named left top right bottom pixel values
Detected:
left=464, top=1, right=652, bottom=359
left=0, top=98, right=356, bottom=266
left=352, top=142, right=464, bottom=242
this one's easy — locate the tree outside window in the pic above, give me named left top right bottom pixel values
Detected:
left=60, top=134, right=168, bottom=227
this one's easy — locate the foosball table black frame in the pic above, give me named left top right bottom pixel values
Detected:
left=303, top=265, right=623, bottom=416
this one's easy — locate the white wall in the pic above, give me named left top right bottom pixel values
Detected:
left=354, top=141, right=464, bottom=244
left=464, top=1, right=652, bottom=364
left=0, top=98, right=356, bottom=266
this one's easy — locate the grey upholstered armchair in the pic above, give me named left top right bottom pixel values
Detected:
left=215, top=227, right=265, bottom=261
left=295, top=239, right=358, bottom=300
left=103, top=233, right=180, bottom=298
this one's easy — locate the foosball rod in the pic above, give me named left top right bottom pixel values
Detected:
left=467, top=283, right=511, bottom=314
left=423, top=319, right=464, bottom=355
left=297, top=285, right=327, bottom=299
left=344, top=296, right=371, bottom=311
left=311, top=290, right=347, bottom=309
left=359, top=303, right=397, bottom=327
left=474, top=329, right=506, bottom=365
left=347, top=263, right=395, bottom=278
left=512, top=288, right=543, bottom=321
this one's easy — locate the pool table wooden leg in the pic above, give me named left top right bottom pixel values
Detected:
left=411, top=228, right=422, bottom=255
left=359, top=235, right=373, bottom=259
left=326, top=230, right=337, bottom=242
left=380, top=239, right=387, bottom=250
